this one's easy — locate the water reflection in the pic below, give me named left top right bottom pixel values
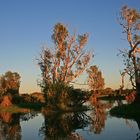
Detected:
left=0, top=100, right=139, bottom=140
left=0, top=112, right=21, bottom=140
left=89, top=99, right=113, bottom=134
left=40, top=111, right=91, bottom=140
left=20, top=111, right=38, bottom=121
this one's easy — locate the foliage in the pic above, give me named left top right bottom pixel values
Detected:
left=19, top=93, right=45, bottom=110
left=38, top=23, right=92, bottom=86
left=18, top=102, right=43, bottom=111
left=68, top=89, right=91, bottom=107
left=0, top=71, right=20, bottom=96
left=119, top=5, right=140, bottom=95
left=38, top=23, right=92, bottom=109
left=87, top=65, right=104, bottom=92
left=43, top=82, right=70, bottom=109
left=30, top=92, right=45, bottom=103
left=118, top=49, right=138, bottom=88
left=40, top=82, right=91, bottom=110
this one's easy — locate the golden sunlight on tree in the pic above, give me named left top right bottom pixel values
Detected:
left=0, top=71, right=20, bottom=95
left=39, top=23, right=92, bottom=85
left=87, top=65, right=104, bottom=94
left=119, top=6, right=140, bottom=97
left=38, top=23, right=92, bottom=109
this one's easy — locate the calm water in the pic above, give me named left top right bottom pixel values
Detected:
left=0, top=100, right=139, bottom=140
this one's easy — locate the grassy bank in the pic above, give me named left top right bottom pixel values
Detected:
left=110, top=103, right=140, bottom=119
left=0, top=105, right=30, bottom=113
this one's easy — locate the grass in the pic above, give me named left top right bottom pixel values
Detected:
left=0, top=105, right=30, bottom=113
left=110, top=102, right=140, bottom=119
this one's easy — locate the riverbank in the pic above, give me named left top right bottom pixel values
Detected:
left=110, top=102, right=140, bottom=119
left=0, top=105, right=30, bottom=113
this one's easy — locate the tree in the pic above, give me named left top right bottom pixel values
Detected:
left=38, top=23, right=92, bottom=107
left=119, top=6, right=140, bottom=96
left=0, top=71, right=20, bottom=96
left=118, top=49, right=136, bottom=89
left=87, top=65, right=104, bottom=94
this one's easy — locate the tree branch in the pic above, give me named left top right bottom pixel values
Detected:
left=129, top=41, right=140, bottom=57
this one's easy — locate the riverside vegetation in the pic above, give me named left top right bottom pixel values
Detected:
left=0, top=6, right=140, bottom=119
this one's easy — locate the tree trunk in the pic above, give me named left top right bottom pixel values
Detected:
left=136, top=81, right=140, bottom=95
left=132, top=55, right=140, bottom=102
left=135, top=81, right=140, bottom=103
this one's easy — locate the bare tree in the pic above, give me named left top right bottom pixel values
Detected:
left=119, top=6, right=140, bottom=96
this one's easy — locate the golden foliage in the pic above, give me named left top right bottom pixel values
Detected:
left=87, top=65, right=104, bottom=92
left=38, top=23, right=92, bottom=87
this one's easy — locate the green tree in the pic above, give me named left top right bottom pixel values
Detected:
left=38, top=23, right=92, bottom=108
left=87, top=65, right=104, bottom=94
left=119, top=6, right=140, bottom=97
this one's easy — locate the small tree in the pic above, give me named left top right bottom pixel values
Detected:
left=0, top=71, right=20, bottom=96
left=119, top=6, right=140, bottom=96
left=38, top=23, right=92, bottom=108
left=0, top=71, right=20, bottom=107
left=87, top=65, right=104, bottom=95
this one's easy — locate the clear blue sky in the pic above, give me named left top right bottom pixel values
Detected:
left=0, top=0, right=139, bottom=93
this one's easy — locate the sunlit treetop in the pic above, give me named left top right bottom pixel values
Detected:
left=38, top=22, right=92, bottom=88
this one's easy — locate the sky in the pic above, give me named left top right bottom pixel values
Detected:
left=0, top=0, right=139, bottom=93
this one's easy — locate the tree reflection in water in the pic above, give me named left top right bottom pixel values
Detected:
left=0, top=111, right=38, bottom=140
left=20, top=111, right=38, bottom=121
left=1, top=101, right=139, bottom=140
left=90, top=99, right=113, bottom=134
left=0, top=112, right=21, bottom=140
left=39, top=111, right=91, bottom=140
